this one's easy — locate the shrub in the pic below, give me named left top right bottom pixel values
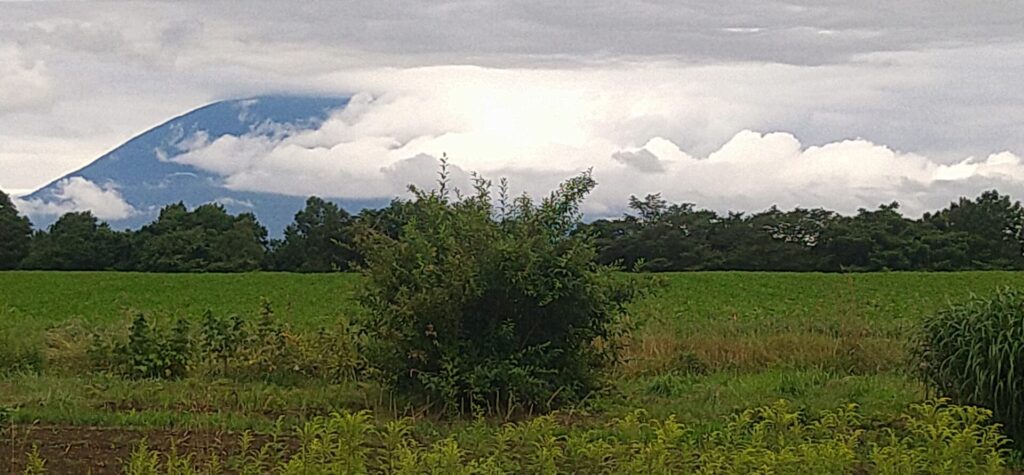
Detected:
left=357, top=163, right=644, bottom=414
left=913, top=287, right=1024, bottom=443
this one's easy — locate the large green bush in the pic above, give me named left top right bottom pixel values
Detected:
left=913, top=287, right=1024, bottom=443
left=357, top=164, right=643, bottom=414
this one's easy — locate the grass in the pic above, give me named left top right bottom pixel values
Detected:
left=634, top=271, right=1024, bottom=328
left=0, top=369, right=921, bottom=434
left=0, top=271, right=361, bottom=329
left=1, top=271, right=1020, bottom=472
left=4, top=270, right=1020, bottom=326
left=0, top=373, right=373, bottom=431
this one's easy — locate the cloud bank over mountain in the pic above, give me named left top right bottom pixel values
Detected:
left=166, top=68, right=1024, bottom=218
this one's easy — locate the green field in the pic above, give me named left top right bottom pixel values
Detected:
left=0, top=272, right=361, bottom=327
left=5, top=270, right=1020, bottom=322
left=1, top=271, right=1020, bottom=473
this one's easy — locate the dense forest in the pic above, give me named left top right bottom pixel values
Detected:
left=2, top=189, right=1023, bottom=272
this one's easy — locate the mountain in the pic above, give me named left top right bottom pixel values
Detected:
left=23, top=96, right=382, bottom=235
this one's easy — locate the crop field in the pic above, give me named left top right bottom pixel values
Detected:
left=1, top=271, right=1022, bottom=473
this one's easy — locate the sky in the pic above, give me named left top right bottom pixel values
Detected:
left=2, top=1, right=1024, bottom=218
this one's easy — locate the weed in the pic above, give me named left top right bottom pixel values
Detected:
left=23, top=445, right=45, bottom=475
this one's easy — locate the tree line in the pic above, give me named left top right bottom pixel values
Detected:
left=590, top=191, right=1024, bottom=271
left=1, top=188, right=1023, bottom=272
left=0, top=194, right=365, bottom=272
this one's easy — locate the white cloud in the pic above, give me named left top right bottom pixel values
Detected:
left=2, top=188, right=33, bottom=198
left=934, top=152, right=1024, bottom=183
left=0, top=134, right=115, bottom=193
left=14, top=177, right=137, bottom=220
left=588, top=133, right=1024, bottom=216
left=169, top=73, right=1024, bottom=217
left=0, top=45, right=54, bottom=113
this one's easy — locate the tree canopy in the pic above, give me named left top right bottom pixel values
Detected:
left=22, top=211, right=128, bottom=270
left=269, top=197, right=358, bottom=272
left=133, top=203, right=268, bottom=272
left=4, top=189, right=1024, bottom=273
left=0, top=190, right=32, bottom=269
left=587, top=190, right=1024, bottom=272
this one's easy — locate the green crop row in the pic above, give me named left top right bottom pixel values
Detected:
left=16, top=400, right=1010, bottom=474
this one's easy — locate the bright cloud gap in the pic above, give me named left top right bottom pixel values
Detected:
left=164, top=89, right=1024, bottom=220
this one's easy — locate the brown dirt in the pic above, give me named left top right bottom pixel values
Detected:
left=1, top=425, right=289, bottom=474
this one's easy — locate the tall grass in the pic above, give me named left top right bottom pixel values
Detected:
left=915, top=287, right=1024, bottom=443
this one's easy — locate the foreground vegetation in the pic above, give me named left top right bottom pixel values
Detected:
left=15, top=401, right=1011, bottom=474
left=2, top=271, right=1022, bottom=472
left=5, top=147, right=1022, bottom=475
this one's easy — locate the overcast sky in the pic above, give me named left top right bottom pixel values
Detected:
left=2, top=1, right=1024, bottom=217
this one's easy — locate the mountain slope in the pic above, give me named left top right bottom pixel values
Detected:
left=22, top=96, right=376, bottom=235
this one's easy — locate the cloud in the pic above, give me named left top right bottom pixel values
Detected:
left=209, top=196, right=258, bottom=215
left=27, top=1, right=1011, bottom=67
left=588, top=133, right=1024, bottom=217
left=0, top=45, right=53, bottom=113
left=2, top=2, right=1024, bottom=211
left=1, top=188, right=33, bottom=198
left=15, top=177, right=137, bottom=220
left=612, top=149, right=665, bottom=173
left=169, top=78, right=1024, bottom=217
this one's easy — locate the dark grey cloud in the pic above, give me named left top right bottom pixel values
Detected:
left=8, top=1, right=1022, bottom=66
left=612, top=149, right=665, bottom=173
left=182, top=1, right=1024, bottom=66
